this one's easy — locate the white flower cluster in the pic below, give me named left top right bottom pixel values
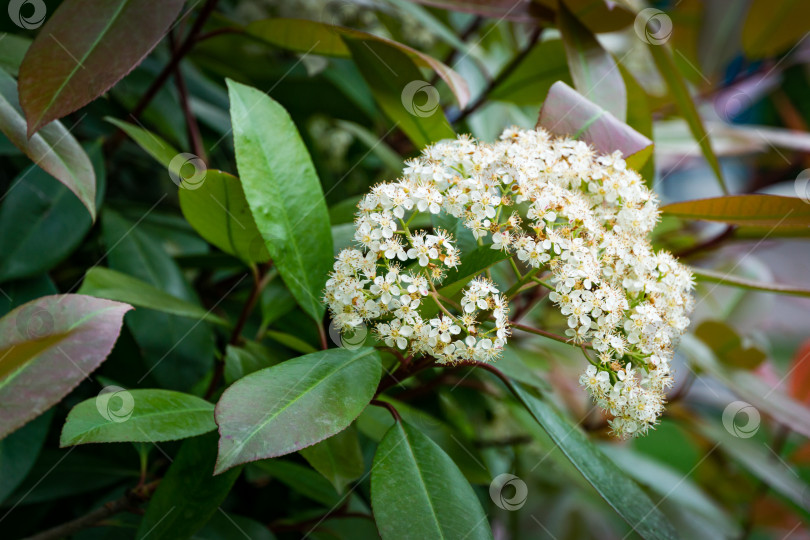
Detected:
left=325, top=127, right=694, bottom=437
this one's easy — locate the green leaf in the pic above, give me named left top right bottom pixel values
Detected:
left=17, top=0, right=185, bottom=135
left=661, top=194, right=810, bottom=228
left=620, top=66, right=654, bottom=174
left=334, top=119, right=403, bottom=174
left=300, top=425, right=364, bottom=493
left=694, top=320, right=765, bottom=370
left=79, top=267, right=229, bottom=326
left=681, top=334, right=810, bottom=440
left=193, top=511, right=276, bottom=540
left=0, top=142, right=104, bottom=282
left=223, top=342, right=283, bottom=384
left=537, top=81, right=652, bottom=168
left=0, top=410, right=51, bottom=503
left=253, top=459, right=341, bottom=507
left=105, top=116, right=179, bottom=168
left=228, top=79, right=333, bottom=322
left=0, top=33, right=31, bottom=76
left=214, top=347, right=381, bottom=473
left=137, top=433, right=241, bottom=540
left=371, top=421, right=493, bottom=540
left=60, top=389, right=216, bottom=447
left=265, top=329, right=318, bottom=355
left=102, top=209, right=215, bottom=391
left=741, top=0, right=810, bottom=59
left=344, top=37, right=456, bottom=149
left=558, top=2, right=626, bottom=121
left=179, top=170, right=271, bottom=264
left=511, top=382, right=678, bottom=540
left=246, top=18, right=469, bottom=109
left=0, top=67, right=96, bottom=219
left=490, top=40, right=572, bottom=106
left=648, top=44, right=727, bottom=194
left=0, top=294, right=132, bottom=439
left=692, top=419, right=809, bottom=515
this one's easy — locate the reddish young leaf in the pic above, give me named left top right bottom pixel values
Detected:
left=661, top=195, right=810, bottom=228
left=18, top=0, right=185, bottom=136
left=0, top=294, right=132, bottom=439
left=537, top=81, right=651, bottom=167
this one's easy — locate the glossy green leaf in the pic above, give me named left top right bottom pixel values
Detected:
left=0, top=142, right=104, bottom=282
left=300, top=425, right=364, bottom=494
left=214, top=348, right=381, bottom=473
left=0, top=294, right=132, bottom=439
left=79, top=267, right=229, bottom=326
left=102, top=210, right=215, bottom=391
left=741, top=0, right=810, bottom=59
left=228, top=80, right=333, bottom=321
left=265, top=329, right=318, bottom=355
left=344, top=37, right=456, bottom=149
left=558, top=2, right=626, bottom=121
left=60, top=389, right=216, bottom=446
left=620, top=66, right=654, bottom=175
left=137, top=433, right=241, bottom=540
left=681, top=334, right=810, bottom=440
left=246, top=18, right=469, bottom=109
left=17, top=0, right=185, bottom=135
left=105, top=116, right=179, bottom=168
left=511, top=382, right=678, bottom=540
left=661, top=195, right=810, bottom=228
left=0, top=67, right=96, bottom=219
left=179, top=170, right=271, bottom=264
left=537, top=81, right=652, bottom=167
left=371, top=421, right=493, bottom=540
left=0, top=410, right=51, bottom=503
left=648, top=44, right=727, bottom=193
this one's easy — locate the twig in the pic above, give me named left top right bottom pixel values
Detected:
left=168, top=30, right=206, bottom=161
left=371, top=399, right=402, bottom=422
left=104, top=0, right=220, bottom=154
left=24, top=481, right=160, bottom=540
left=510, top=321, right=592, bottom=349
left=453, top=27, right=542, bottom=125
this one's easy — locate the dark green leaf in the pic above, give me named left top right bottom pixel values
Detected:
left=79, top=267, right=229, bottom=326
left=694, top=320, right=766, bottom=370
left=60, top=389, right=216, bottom=446
left=300, top=425, right=364, bottom=493
left=371, top=422, right=493, bottom=540
left=648, top=44, right=726, bottom=193
left=0, top=410, right=51, bottom=503
left=102, top=210, right=215, bottom=391
left=558, top=2, right=626, bottom=121
left=137, top=433, right=240, bottom=540
left=490, top=40, right=571, bottom=106
left=17, top=0, right=185, bottom=134
left=0, top=33, right=31, bottom=76
left=741, top=0, right=810, bottom=59
left=228, top=79, right=333, bottom=321
left=511, top=382, right=678, bottom=540
left=253, top=459, right=341, bottom=507
left=344, top=37, right=456, bottom=149
left=0, top=67, right=96, bottom=219
left=223, top=342, right=283, bottom=385
left=193, top=511, right=276, bottom=540
left=215, top=348, right=381, bottom=473
left=0, top=294, right=131, bottom=439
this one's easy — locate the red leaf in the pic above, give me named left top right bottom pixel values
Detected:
left=0, top=294, right=132, bottom=439
left=18, top=0, right=185, bottom=135
left=788, top=339, right=810, bottom=406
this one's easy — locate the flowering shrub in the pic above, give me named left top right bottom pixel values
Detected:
left=328, top=127, right=694, bottom=436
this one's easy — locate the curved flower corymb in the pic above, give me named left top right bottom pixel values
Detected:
left=325, top=126, right=694, bottom=438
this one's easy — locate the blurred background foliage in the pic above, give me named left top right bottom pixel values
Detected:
left=1, top=0, right=810, bottom=539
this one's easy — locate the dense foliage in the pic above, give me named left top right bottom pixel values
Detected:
left=1, top=1, right=809, bottom=539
